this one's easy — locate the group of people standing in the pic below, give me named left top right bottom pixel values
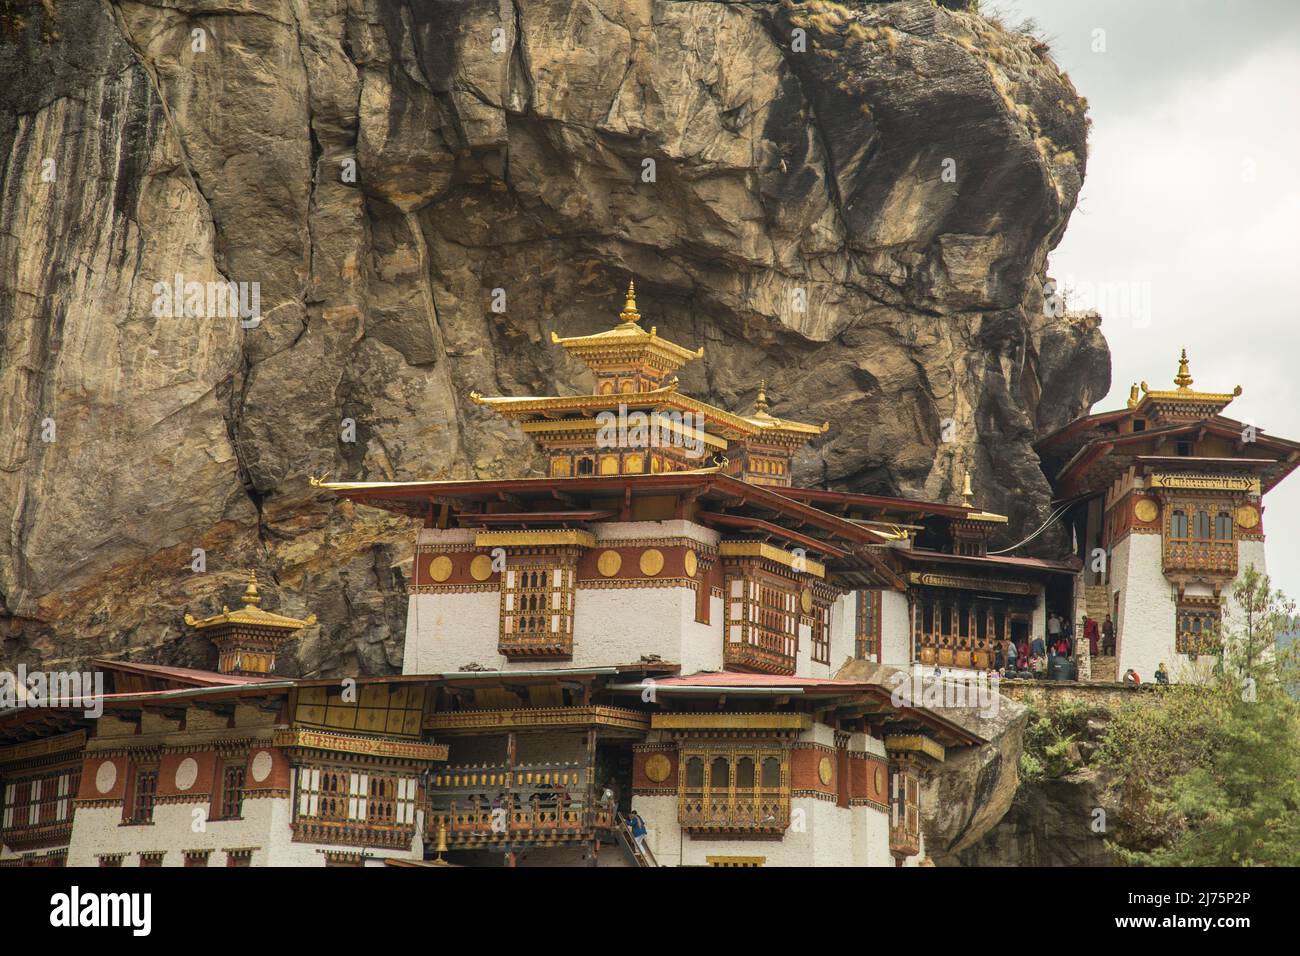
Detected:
left=1047, top=610, right=1116, bottom=657
left=991, top=611, right=1117, bottom=677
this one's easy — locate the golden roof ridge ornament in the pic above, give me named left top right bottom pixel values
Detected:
left=1174, top=347, right=1194, bottom=389
left=961, top=470, right=974, bottom=509
left=242, top=569, right=261, bottom=607
left=755, top=379, right=770, bottom=416
left=619, top=279, right=641, bottom=324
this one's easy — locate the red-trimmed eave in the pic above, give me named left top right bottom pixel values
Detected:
left=775, top=485, right=971, bottom=520
left=1054, top=416, right=1300, bottom=494
left=694, top=511, right=852, bottom=558
left=326, top=472, right=895, bottom=550
left=649, top=673, right=984, bottom=746
left=900, top=549, right=1081, bottom=576
left=1034, top=407, right=1131, bottom=456
left=94, top=659, right=283, bottom=690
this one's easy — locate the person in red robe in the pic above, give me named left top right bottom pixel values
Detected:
left=1083, top=614, right=1100, bottom=655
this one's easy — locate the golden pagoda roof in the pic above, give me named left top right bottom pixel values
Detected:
left=468, top=382, right=827, bottom=440
left=738, top=380, right=829, bottom=438
left=184, top=571, right=317, bottom=631
left=1128, top=348, right=1242, bottom=411
left=550, top=281, right=704, bottom=370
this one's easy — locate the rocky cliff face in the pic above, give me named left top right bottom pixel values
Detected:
left=0, top=0, right=1108, bottom=674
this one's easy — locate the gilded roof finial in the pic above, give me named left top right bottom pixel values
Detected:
left=755, top=379, right=770, bottom=415
left=619, top=279, right=641, bottom=324
left=1127, top=383, right=1140, bottom=408
left=1174, top=348, right=1193, bottom=389
left=961, top=470, right=974, bottom=509
left=241, top=569, right=262, bottom=608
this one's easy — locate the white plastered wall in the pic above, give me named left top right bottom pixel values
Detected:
left=65, top=797, right=425, bottom=867
left=404, top=521, right=725, bottom=675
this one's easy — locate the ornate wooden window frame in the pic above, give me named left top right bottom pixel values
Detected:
left=498, top=547, right=580, bottom=660
left=676, top=741, right=791, bottom=834
left=1175, top=595, right=1222, bottom=657
left=856, top=589, right=882, bottom=661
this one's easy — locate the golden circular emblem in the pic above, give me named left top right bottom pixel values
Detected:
left=428, top=555, right=453, bottom=583
left=639, top=548, right=665, bottom=576
left=874, top=766, right=885, bottom=795
left=470, top=554, right=494, bottom=581
left=801, top=588, right=813, bottom=614
left=818, top=756, right=834, bottom=786
left=684, top=549, right=698, bottom=578
left=597, top=549, right=623, bottom=577
left=644, top=753, right=672, bottom=783
left=1133, top=498, right=1158, bottom=523
left=1236, top=505, right=1259, bottom=529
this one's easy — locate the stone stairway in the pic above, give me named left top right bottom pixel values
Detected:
left=1080, top=583, right=1117, bottom=681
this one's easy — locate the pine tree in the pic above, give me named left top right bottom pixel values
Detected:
left=1126, top=566, right=1300, bottom=866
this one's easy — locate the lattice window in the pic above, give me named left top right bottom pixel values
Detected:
left=217, top=762, right=245, bottom=820
left=294, top=767, right=418, bottom=827
left=225, top=848, right=254, bottom=867
left=125, top=768, right=158, bottom=825
left=724, top=569, right=799, bottom=674
left=707, top=856, right=765, bottom=867
left=139, top=851, right=165, bottom=867
left=1176, top=599, right=1222, bottom=656
left=98, top=854, right=125, bottom=867
left=889, top=763, right=921, bottom=857
left=856, top=590, right=882, bottom=660
left=809, top=600, right=831, bottom=664
left=2, top=768, right=78, bottom=833
left=184, top=849, right=211, bottom=867
left=677, top=744, right=789, bottom=833
left=500, top=560, right=576, bottom=658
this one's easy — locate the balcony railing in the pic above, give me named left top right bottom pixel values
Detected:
left=724, top=627, right=797, bottom=675
left=678, top=790, right=790, bottom=834
left=889, top=821, right=921, bottom=858
left=498, top=625, right=572, bottom=661
left=1163, top=539, right=1236, bottom=576
left=426, top=761, right=610, bottom=846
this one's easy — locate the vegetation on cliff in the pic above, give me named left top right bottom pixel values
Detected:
left=984, top=567, right=1298, bottom=867
left=1100, top=568, right=1300, bottom=866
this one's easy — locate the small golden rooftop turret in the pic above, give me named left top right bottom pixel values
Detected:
left=185, top=570, right=316, bottom=676
left=1132, top=348, right=1242, bottom=422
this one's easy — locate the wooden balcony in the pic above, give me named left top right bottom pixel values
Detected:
left=498, top=626, right=572, bottom=661
left=0, top=819, right=73, bottom=852
left=677, top=790, right=790, bottom=834
left=889, top=822, right=921, bottom=858
left=426, top=761, right=610, bottom=847
left=1163, top=539, right=1236, bottom=576
left=290, top=818, right=417, bottom=849
left=724, top=626, right=797, bottom=675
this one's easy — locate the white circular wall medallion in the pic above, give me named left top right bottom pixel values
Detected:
left=95, top=760, right=117, bottom=794
left=250, top=750, right=273, bottom=783
left=174, top=757, right=199, bottom=791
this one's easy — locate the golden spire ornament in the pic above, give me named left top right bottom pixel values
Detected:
left=755, top=379, right=770, bottom=415
left=1173, top=348, right=1193, bottom=389
left=961, top=470, right=974, bottom=509
left=619, top=280, right=641, bottom=324
left=241, top=569, right=261, bottom=607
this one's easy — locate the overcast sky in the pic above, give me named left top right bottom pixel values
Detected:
left=1000, top=0, right=1300, bottom=603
